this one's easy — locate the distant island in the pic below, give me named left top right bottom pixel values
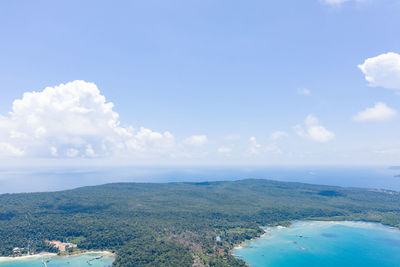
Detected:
left=389, top=166, right=400, bottom=177
left=1, top=179, right=400, bottom=266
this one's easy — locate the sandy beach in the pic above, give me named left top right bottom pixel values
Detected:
left=0, top=253, right=56, bottom=262
left=0, top=250, right=113, bottom=262
left=232, top=228, right=268, bottom=253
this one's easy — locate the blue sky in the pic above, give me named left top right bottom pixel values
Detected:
left=0, top=0, right=400, bottom=165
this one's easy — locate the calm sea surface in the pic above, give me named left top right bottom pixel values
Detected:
left=0, top=253, right=114, bottom=267
left=233, top=221, right=400, bottom=267
left=0, top=165, right=399, bottom=194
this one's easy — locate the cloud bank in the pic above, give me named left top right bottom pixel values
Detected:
left=184, top=135, right=208, bottom=146
left=0, top=80, right=202, bottom=158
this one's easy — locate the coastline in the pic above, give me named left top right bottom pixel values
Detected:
left=232, top=229, right=269, bottom=254
left=230, top=219, right=400, bottom=266
left=232, top=224, right=290, bottom=252
left=231, top=219, right=400, bottom=256
left=0, top=253, right=57, bottom=262
left=0, top=250, right=114, bottom=262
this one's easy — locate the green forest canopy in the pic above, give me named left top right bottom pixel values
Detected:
left=1, top=179, right=400, bottom=266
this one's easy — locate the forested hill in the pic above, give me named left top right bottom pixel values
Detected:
left=1, top=179, right=400, bottom=266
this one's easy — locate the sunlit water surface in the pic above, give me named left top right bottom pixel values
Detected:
left=233, top=221, right=400, bottom=267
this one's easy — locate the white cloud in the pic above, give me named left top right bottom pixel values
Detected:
left=297, top=88, right=311, bottom=95
left=294, top=115, right=335, bottom=143
left=50, top=146, right=58, bottom=156
left=248, top=136, right=261, bottom=154
left=183, top=135, right=208, bottom=146
left=270, top=131, right=288, bottom=140
left=217, top=146, right=232, bottom=154
left=358, top=52, right=400, bottom=90
left=307, top=126, right=335, bottom=143
left=66, top=148, right=79, bottom=158
left=0, top=143, right=25, bottom=157
left=305, top=114, right=319, bottom=126
left=85, top=144, right=97, bottom=157
left=0, top=80, right=185, bottom=158
left=353, top=102, right=397, bottom=121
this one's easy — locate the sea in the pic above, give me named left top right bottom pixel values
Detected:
left=233, top=221, right=400, bottom=267
left=0, top=253, right=114, bottom=267
left=0, top=165, right=400, bottom=194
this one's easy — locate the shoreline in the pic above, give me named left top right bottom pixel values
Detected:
left=231, top=229, right=268, bottom=255
left=0, top=250, right=114, bottom=262
left=0, top=252, right=56, bottom=262
left=230, top=219, right=400, bottom=267
left=231, top=219, right=400, bottom=253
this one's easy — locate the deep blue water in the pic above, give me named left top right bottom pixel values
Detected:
left=0, top=165, right=399, bottom=194
left=233, top=221, right=400, bottom=267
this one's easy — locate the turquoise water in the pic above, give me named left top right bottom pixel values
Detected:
left=233, top=221, right=400, bottom=267
left=0, top=253, right=114, bottom=267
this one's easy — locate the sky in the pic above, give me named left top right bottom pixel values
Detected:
left=0, top=0, right=400, bottom=165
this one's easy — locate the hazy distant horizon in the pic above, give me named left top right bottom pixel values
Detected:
left=1, top=165, right=399, bottom=194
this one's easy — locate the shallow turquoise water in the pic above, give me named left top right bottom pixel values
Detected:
left=0, top=253, right=114, bottom=267
left=233, top=221, right=400, bottom=267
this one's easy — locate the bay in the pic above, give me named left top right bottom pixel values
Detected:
left=233, top=221, right=400, bottom=267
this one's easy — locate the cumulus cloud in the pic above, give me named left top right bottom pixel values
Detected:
left=0, top=80, right=191, bottom=158
left=353, top=102, right=397, bottom=121
left=358, top=52, right=400, bottom=90
left=183, top=135, right=208, bottom=146
left=270, top=131, right=288, bottom=140
left=294, top=115, right=335, bottom=143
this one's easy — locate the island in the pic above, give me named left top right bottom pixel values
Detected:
left=0, top=179, right=400, bottom=266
